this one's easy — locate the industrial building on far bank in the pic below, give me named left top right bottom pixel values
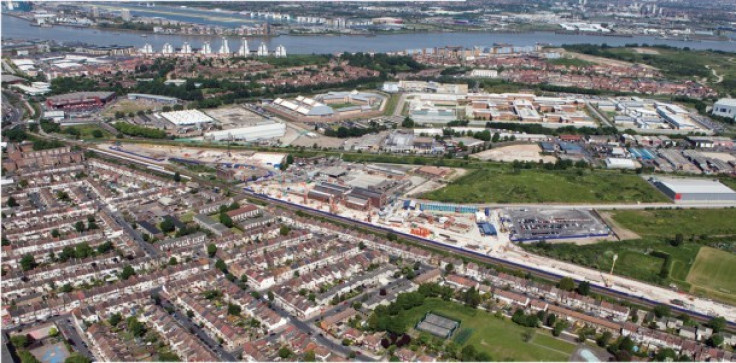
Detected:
left=650, top=177, right=736, bottom=203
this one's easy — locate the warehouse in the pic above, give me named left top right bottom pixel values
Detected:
left=160, top=109, right=214, bottom=126
left=712, top=98, right=736, bottom=120
left=45, top=91, right=116, bottom=110
left=127, top=93, right=179, bottom=104
left=204, top=122, right=285, bottom=142
left=605, top=158, right=638, bottom=170
left=651, top=177, right=736, bottom=203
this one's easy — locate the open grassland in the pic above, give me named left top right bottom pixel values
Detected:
left=611, top=209, right=736, bottom=237
left=405, top=299, right=575, bottom=361
left=61, top=124, right=113, bottom=139
left=687, top=247, right=736, bottom=305
left=526, top=208, right=736, bottom=304
left=382, top=93, right=400, bottom=116
left=523, top=239, right=700, bottom=288
left=422, top=169, right=668, bottom=204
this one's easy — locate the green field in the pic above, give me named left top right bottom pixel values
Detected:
left=523, top=239, right=701, bottom=288
left=62, top=124, right=113, bottom=139
left=687, top=247, right=736, bottom=305
left=422, top=168, right=668, bottom=204
left=612, top=209, right=736, bottom=237
left=404, top=298, right=576, bottom=361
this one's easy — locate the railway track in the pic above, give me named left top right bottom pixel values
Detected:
left=84, top=146, right=734, bottom=331
left=244, top=190, right=736, bottom=331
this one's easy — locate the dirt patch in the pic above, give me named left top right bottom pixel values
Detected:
left=598, top=211, right=641, bottom=241
left=560, top=50, right=658, bottom=70
left=633, top=47, right=660, bottom=55
left=471, top=144, right=557, bottom=163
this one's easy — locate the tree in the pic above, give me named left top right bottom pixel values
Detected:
left=51, top=229, right=61, bottom=238
left=60, top=283, right=73, bottom=293
left=596, top=331, right=612, bottom=347
left=358, top=241, right=366, bottom=250
left=219, top=212, right=234, bottom=228
left=708, top=334, right=724, bottom=347
left=18, top=351, right=40, bottom=363
left=279, top=225, right=290, bottom=236
left=74, top=221, right=86, bottom=233
left=672, top=233, right=684, bottom=247
left=464, top=286, right=481, bottom=308
left=91, top=130, right=104, bottom=138
left=169, top=257, right=178, bottom=265
left=227, top=303, right=241, bottom=316
left=708, top=316, right=726, bottom=333
left=127, top=317, right=146, bottom=337
left=278, top=347, right=292, bottom=359
left=97, top=241, right=114, bottom=254
left=267, top=290, right=275, bottom=301
left=558, top=277, right=575, bottom=291
left=10, top=335, right=30, bottom=348
left=552, top=321, right=567, bottom=336
left=215, top=259, right=227, bottom=272
left=75, top=243, right=93, bottom=259
left=20, top=254, right=36, bottom=271
left=655, top=348, right=677, bottom=361
left=6, top=196, right=18, bottom=207
left=120, top=265, right=136, bottom=280
left=445, top=263, right=454, bottom=274
left=207, top=243, right=217, bottom=257
left=402, top=116, right=415, bottom=128
left=109, top=313, right=122, bottom=327
left=64, top=353, right=91, bottom=363
left=2, top=237, right=9, bottom=246
left=173, top=172, right=181, bottom=182
left=460, top=345, right=477, bottom=361
left=160, top=218, right=175, bottom=233
left=653, top=305, right=671, bottom=318
left=577, top=281, right=591, bottom=296
left=303, top=350, right=316, bottom=362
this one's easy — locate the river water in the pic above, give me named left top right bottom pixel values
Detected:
left=4, top=14, right=736, bottom=54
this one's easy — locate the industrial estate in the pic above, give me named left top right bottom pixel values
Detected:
left=3, top=1, right=736, bottom=363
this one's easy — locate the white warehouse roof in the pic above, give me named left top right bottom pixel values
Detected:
left=160, top=109, right=214, bottom=126
left=654, top=177, right=736, bottom=195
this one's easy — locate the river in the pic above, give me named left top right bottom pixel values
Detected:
left=4, top=14, right=736, bottom=54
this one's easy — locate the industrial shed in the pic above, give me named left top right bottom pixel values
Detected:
left=651, top=177, right=736, bottom=203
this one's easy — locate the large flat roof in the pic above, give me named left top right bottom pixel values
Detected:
left=654, top=177, right=736, bottom=195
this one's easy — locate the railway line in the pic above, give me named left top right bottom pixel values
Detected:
left=81, top=144, right=736, bottom=331
left=243, top=189, right=736, bottom=331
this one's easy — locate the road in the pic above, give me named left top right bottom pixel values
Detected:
left=263, top=298, right=372, bottom=361
left=158, top=297, right=237, bottom=361
left=586, top=102, right=614, bottom=127
left=102, top=204, right=161, bottom=258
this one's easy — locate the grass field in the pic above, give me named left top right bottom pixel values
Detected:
left=102, top=99, right=157, bottom=117
left=404, top=299, right=576, bottom=361
left=611, top=209, right=736, bottom=237
left=687, top=247, right=736, bottom=305
left=522, top=238, right=702, bottom=288
left=383, top=94, right=400, bottom=116
left=61, top=124, right=113, bottom=139
left=422, top=168, right=668, bottom=204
